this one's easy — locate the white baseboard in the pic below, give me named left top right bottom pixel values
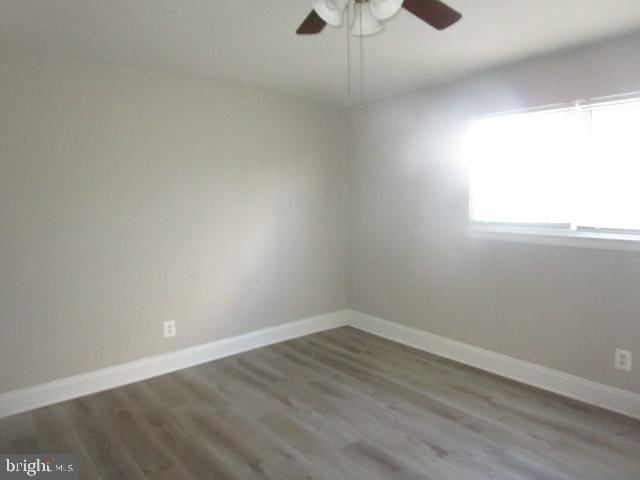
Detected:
left=0, top=310, right=349, bottom=418
left=3, top=308, right=638, bottom=420
left=348, top=310, right=640, bottom=420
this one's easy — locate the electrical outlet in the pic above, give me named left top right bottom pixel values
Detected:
left=615, top=349, right=632, bottom=371
left=164, top=320, right=176, bottom=338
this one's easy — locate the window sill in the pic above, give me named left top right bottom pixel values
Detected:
left=465, top=225, right=640, bottom=252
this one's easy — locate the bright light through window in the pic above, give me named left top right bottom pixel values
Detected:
left=465, top=97, right=640, bottom=233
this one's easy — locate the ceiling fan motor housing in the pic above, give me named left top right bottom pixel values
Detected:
left=312, top=0, right=406, bottom=35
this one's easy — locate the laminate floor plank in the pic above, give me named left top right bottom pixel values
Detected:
left=0, top=412, right=37, bottom=452
left=326, top=328, right=640, bottom=443
left=32, top=405, right=103, bottom=480
left=92, top=390, right=181, bottom=477
left=316, top=331, right=635, bottom=454
left=276, top=334, right=637, bottom=480
left=62, top=397, right=148, bottom=480
left=174, top=401, right=331, bottom=480
left=141, top=405, right=242, bottom=480
left=1, top=327, right=638, bottom=479
left=257, top=411, right=379, bottom=480
left=314, top=330, right=640, bottom=477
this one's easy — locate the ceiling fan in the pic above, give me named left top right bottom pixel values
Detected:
left=296, top=0, right=462, bottom=36
left=297, top=0, right=462, bottom=107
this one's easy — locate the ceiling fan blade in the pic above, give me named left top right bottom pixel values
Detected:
left=402, top=0, right=462, bottom=30
left=296, top=10, right=327, bottom=34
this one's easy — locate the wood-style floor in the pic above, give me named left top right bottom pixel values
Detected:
left=1, top=327, right=639, bottom=479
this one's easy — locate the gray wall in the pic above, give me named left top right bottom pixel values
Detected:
left=349, top=33, right=640, bottom=394
left=4, top=32, right=640, bottom=397
left=0, top=49, right=348, bottom=393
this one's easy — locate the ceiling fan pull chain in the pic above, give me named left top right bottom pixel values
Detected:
left=346, top=2, right=353, bottom=105
left=359, top=3, right=365, bottom=109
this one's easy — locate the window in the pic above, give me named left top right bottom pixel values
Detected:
left=465, top=95, right=640, bottom=250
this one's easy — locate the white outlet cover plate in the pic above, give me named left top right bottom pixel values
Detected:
left=164, top=320, right=176, bottom=338
left=615, top=349, right=632, bottom=371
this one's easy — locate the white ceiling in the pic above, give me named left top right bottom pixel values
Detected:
left=1, top=1, right=640, bottom=104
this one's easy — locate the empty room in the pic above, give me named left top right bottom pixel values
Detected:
left=1, top=1, right=639, bottom=479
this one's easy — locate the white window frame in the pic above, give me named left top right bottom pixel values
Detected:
left=464, top=92, right=640, bottom=252
left=465, top=223, right=640, bottom=252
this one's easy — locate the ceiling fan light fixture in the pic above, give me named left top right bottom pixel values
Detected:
left=369, top=0, right=404, bottom=21
left=311, top=0, right=348, bottom=27
left=351, top=3, right=385, bottom=36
